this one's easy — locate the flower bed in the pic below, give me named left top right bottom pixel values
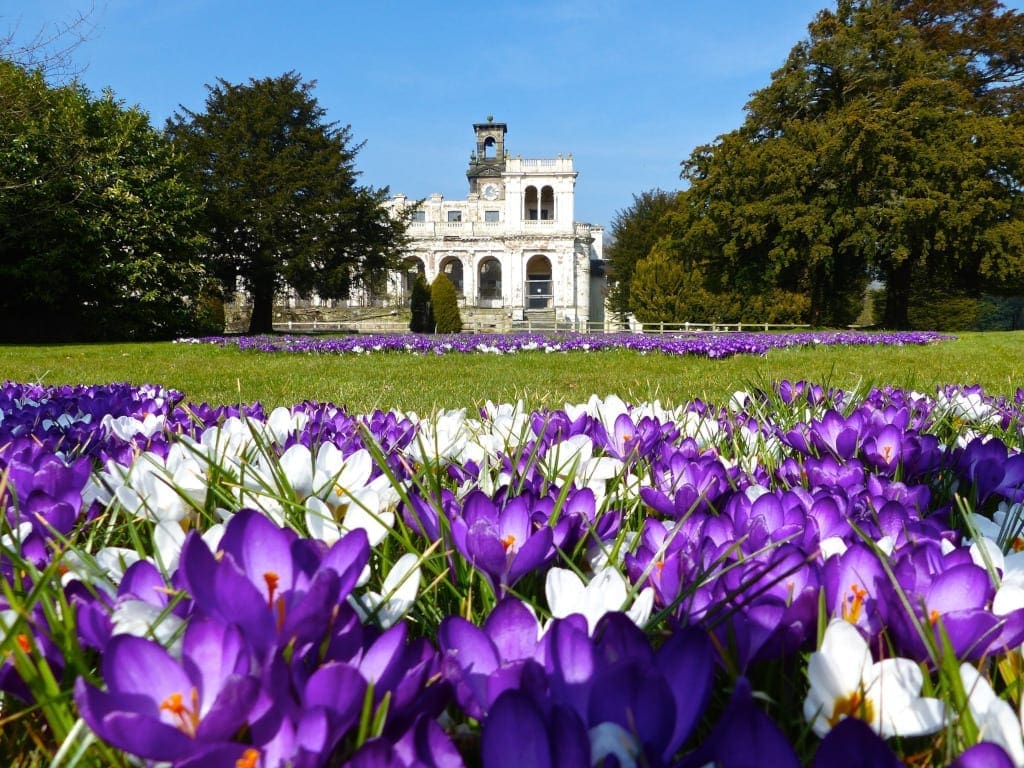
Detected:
left=180, top=329, right=952, bottom=358
left=2, top=378, right=1024, bottom=766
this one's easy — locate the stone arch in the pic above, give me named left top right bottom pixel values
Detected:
left=440, top=256, right=464, bottom=295
left=540, top=185, right=555, bottom=220
left=524, top=185, right=539, bottom=220
left=483, top=136, right=496, bottom=158
left=525, top=254, right=552, bottom=309
left=478, top=257, right=502, bottom=302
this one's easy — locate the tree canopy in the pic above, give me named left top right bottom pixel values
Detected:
left=0, top=58, right=211, bottom=341
left=664, top=0, right=1024, bottom=328
left=167, top=71, right=409, bottom=334
left=604, top=190, right=678, bottom=322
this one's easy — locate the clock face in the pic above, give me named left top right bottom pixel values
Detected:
left=481, top=183, right=500, bottom=200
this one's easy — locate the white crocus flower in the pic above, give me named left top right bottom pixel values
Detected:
left=305, top=491, right=393, bottom=548
left=350, top=552, right=422, bottom=628
left=408, top=409, right=471, bottom=464
left=545, top=566, right=654, bottom=635
left=101, top=412, right=166, bottom=441
left=960, top=663, right=1024, bottom=766
left=478, top=399, right=531, bottom=451
left=109, top=446, right=207, bottom=524
left=678, top=410, right=722, bottom=449
left=152, top=519, right=225, bottom=575
left=804, top=619, right=946, bottom=739
left=304, top=447, right=396, bottom=546
left=110, top=600, right=186, bottom=654
left=261, top=406, right=309, bottom=445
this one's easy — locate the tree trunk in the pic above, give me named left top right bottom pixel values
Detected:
left=883, top=259, right=913, bottom=330
left=248, top=283, right=275, bottom=334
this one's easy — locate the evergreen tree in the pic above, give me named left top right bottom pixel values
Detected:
left=431, top=273, right=463, bottom=333
left=0, top=59, right=209, bottom=341
left=167, top=71, right=410, bottom=334
left=409, top=273, right=434, bottom=333
left=604, top=190, right=677, bottom=321
left=672, top=0, right=1024, bottom=328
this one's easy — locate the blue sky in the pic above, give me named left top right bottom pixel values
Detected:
left=8, top=1, right=1017, bottom=230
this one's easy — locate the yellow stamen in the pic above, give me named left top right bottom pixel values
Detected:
left=827, top=690, right=875, bottom=728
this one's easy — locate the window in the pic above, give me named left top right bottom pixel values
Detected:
left=411, top=210, right=426, bottom=223
left=484, top=210, right=500, bottom=223
left=447, top=210, right=462, bottom=223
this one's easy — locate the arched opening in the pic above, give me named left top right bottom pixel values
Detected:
left=440, top=256, right=464, bottom=296
left=524, top=186, right=539, bottom=220
left=402, top=257, right=426, bottom=305
left=540, top=185, right=555, bottom=220
left=525, top=254, right=552, bottom=309
left=478, top=258, right=502, bottom=304
left=483, top=136, right=496, bottom=158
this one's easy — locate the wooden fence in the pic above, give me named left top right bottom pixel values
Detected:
left=271, top=319, right=812, bottom=335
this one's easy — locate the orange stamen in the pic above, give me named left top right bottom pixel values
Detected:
left=501, top=534, right=516, bottom=552
left=842, top=584, right=868, bottom=624
left=264, top=572, right=280, bottom=607
left=15, top=634, right=31, bottom=654
left=929, top=609, right=941, bottom=626
left=159, top=687, right=201, bottom=738
left=275, top=596, right=287, bottom=632
left=236, top=748, right=261, bottom=768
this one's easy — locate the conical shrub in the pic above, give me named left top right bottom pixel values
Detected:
left=431, top=272, right=463, bottom=333
left=409, top=273, right=434, bottom=333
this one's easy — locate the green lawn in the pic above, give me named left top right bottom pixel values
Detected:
left=1, top=331, right=1021, bottom=413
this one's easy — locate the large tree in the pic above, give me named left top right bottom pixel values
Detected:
left=603, top=190, right=677, bottom=321
left=0, top=59, right=210, bottom=341
left=675, top=0, right=1024, bottom=328
left=167, top=71, right=409, bottom=333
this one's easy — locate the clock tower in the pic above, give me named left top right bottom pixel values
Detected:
left=467, top=116, right=507, bottom=198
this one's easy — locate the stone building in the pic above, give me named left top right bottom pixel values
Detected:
left=246, top=118, right=606, bottom=331
left=385, top=118, right=605, bottom=328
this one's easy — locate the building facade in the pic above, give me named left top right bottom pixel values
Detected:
left=385, top=118, right=605, bottom=326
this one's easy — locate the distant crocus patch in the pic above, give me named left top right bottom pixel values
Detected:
left=179, top=329, right=952, bottom=358
left=3, top=377, right=1024, bottom=767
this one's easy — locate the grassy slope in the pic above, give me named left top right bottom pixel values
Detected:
left=0, top=331, right=1020, bottom=413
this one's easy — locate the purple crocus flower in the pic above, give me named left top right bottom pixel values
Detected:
left=450, top=490, right=559, bottom=591
left=950, top=743, right=1015, bottom=768
left=894, top=559, right=1024, bottom=661
left=481, top=689, right=589, bottom=768
left=679, top=677, right=799, bottom=768
left=544, top=613, right=714, bottom=765
left=178, top=508, right=368, bottom=658
left=823, top=541, right=892, bottom=639
left=812, top=717, right=904, bottom=768
left=2, top=445, right=91, bottom=538
left=74, top=619, right=259, bottom=762
left=439, top=597, right=544, bottom=719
